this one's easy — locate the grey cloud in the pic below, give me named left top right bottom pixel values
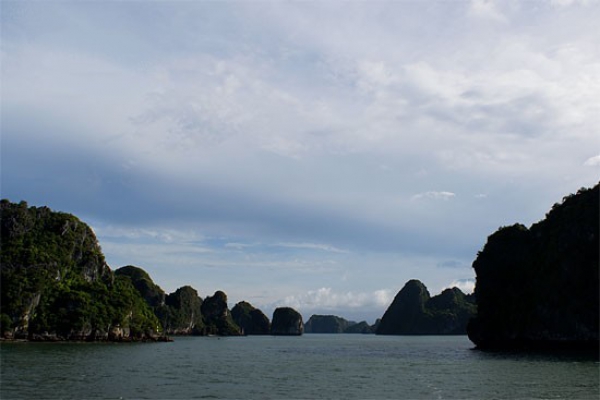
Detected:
left=3, top=1, right=600, bottom=321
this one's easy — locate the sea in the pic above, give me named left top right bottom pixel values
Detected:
left=1, top=335, right=598, bottom=399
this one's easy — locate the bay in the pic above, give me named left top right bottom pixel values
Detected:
left=1, top=335, right=598, bottom=399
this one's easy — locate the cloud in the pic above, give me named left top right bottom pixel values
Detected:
left=3, top=1, right=599, bottom=321
left=584, top=154, right=600, bottom=166
left=223, top=241, right=348, bottom=254
left=437, top=260, right=468, bottom=269
left=412, top=191, right=456, bottom=201
left=277, top=287, right=393, bottom=314
left=274, top=242, right=349, bottom=253
left=468, top=0, right=508, bottom=23
left=550, top=0, right=597, bottom=7
left=444, top=279, right=476, bottom=294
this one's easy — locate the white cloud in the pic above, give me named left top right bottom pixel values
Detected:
left=444, top=279, right=476, bottom=294
left=550, top=0, right=597, bottom=7
left=584, top=154, right=600, bottom=166
left=468, top=0, right=508, bottom=23
left=274, top=242, right=349, bottom=253
left=94, top=224, right=203, bottom=245
left=3, top=1, right=599, bottom=322
left=437, top=260, right=467, bottom=269
left=412, top=191, right=456, bottom=201
left=279, top=287, right=393, bottom=312
left=224, top=242, right=257, bottom=250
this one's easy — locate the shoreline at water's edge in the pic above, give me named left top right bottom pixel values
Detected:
left=471, top=340, right=599, bottom=359
left=0, top=336, right=174, bottom=343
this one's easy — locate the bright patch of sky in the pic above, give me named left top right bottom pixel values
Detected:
left=2, top=0, right=599, bottom=322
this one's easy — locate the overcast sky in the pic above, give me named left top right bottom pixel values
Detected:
left=2, top=0, right=599, bottom=323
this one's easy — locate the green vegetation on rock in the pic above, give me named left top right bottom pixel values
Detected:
left=231, top=301, right=270, bottom=335
left=164, top=286, right=206, bottom=335
left=271, top=307, right=303, bottom=335
left=344, top=321, right=374, bottom=334
left=304, top=315, right=376, bottom=334
left=1, top=200, right=160, bottom=340
left=304, top=315, right=350, bottom=333
left=376, top=280, right=476, bottom=335
left=201, top=291, right=241, bottom=336
left=115, top=265, right=166, bottom=308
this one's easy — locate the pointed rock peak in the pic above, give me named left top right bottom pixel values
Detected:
left=397, top=279, right=431, bottom=302
left=211, top=290, right=228, bottom=302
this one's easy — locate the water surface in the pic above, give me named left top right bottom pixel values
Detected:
left=1, top=335, right=598, bottom=399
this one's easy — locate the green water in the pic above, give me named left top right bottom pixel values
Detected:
left=1, top=335, right=598, bottom=399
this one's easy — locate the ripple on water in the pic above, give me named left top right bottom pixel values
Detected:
left=1, top=336, right=598, bottom=399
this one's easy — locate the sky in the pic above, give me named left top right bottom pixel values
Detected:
left=2, top=0, right=599, bottom=323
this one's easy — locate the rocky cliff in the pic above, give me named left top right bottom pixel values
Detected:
left=201, top=291, right=241, bottom=336
left=115, top=265, right=166, bottom=308
left=164, top=286, right=206, bottom=335
left=304, top=314, right=349, bottom=333
left=115, top=266, right=245, bottom=336
left=376, top=280, right=476, bottom=335
left=344, top=321, right=374, bottom=334
left=0, top=200, right=160, bottom=341
left=271, top=307, right=304, bottom=335
left=231, top=301, right=271, bottom=335
left=304, top=315, right=376, bottom=334
left=467, top=184, right=599, bottom=351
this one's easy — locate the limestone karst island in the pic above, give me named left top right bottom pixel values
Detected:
left=1, top=184, right=598, bottom=353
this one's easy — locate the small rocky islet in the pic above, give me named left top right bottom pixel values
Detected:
left=1, top=183, right=598, bottom=353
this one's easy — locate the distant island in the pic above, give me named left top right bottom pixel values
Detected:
left=377, top=280, right=476, bottom=335
left=302, top=280, right=477, bottom=336
left=304, top=314, right=376, bottom=334
left=1, top=183, right=598, bottom=351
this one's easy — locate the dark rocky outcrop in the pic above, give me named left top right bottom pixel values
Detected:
left=376, top=280, right=476, bottom=335
left=302, top=315, right=376, bottom=334
left=115, top=265, right=166, bottom=308
left=304, top=315, right=350, bottom=333
left=467, top=184, right=599, bottom=351
left=163, top=286, right=205, bottom=335
left=231, top=301, right=270, bottom=335
left=271, top=307, right=303, bottom=335
left=115, top=266, right=242, bottom=336
left=344, top=321, right=375, bottom=334
left=201, top=291, right=241, bottom=336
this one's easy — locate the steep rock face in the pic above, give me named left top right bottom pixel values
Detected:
left=164, top=286, right=205, bottom=335
left=304, top=315, right=350, bottom=333
left=344, top=321, right=374, bottom=334
left=468, top=184, right=599, bottom=350
left=231, top=301, right=270, bottom=335
left=428, top=288, right=477, bottom=334
left=0, top=200, right=159, bottom=340
left=376, top=280, right=475, bottom=335
left=115, top=266, right=166, bottom=308
left=201, top=291, right=241, bottom=336
left=271, top=307, right=303, bottom=335
left=377, top=280, right=429, bottom=335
